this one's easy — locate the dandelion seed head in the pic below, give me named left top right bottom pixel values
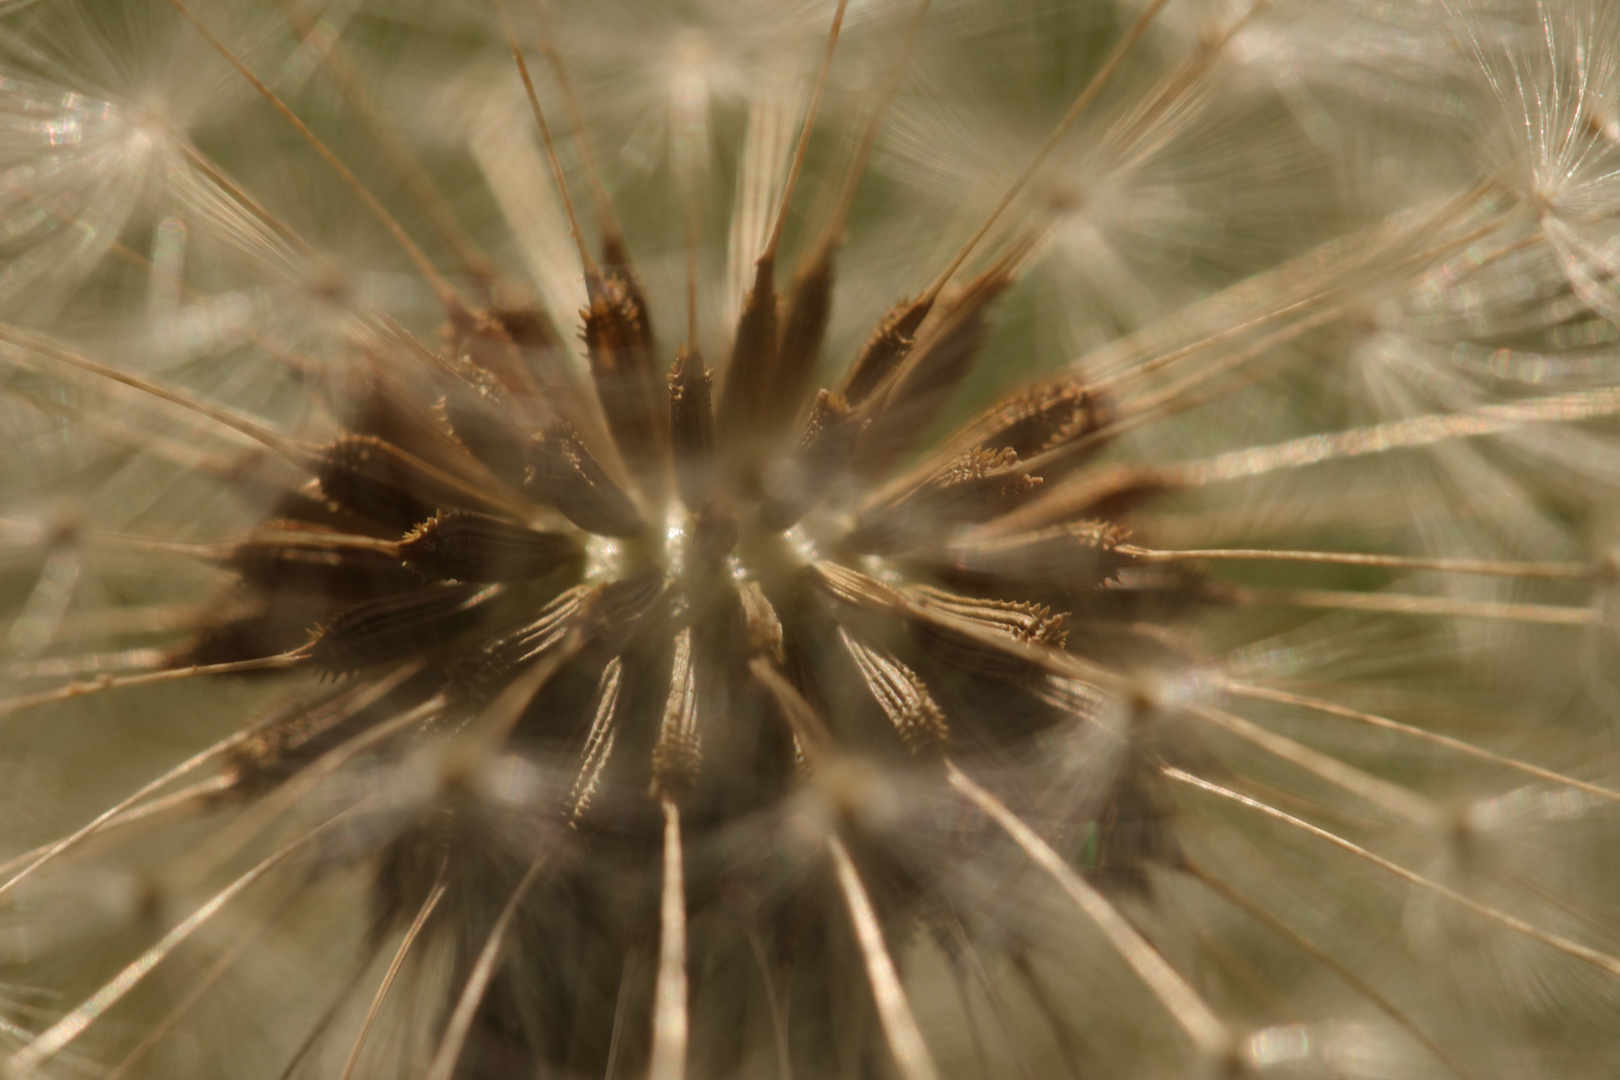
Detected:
left=4, top=0, right=1620, bottom=1077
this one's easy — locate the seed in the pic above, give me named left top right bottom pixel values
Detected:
left=399, top=510, right=581, bottom=583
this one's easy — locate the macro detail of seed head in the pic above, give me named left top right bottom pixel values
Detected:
left=2, top=0, right=1620, bottom=1078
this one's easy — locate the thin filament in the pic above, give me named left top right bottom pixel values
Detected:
left=813, top=0, right=934, bottom=253
left=1123, top=545, right=1594, bottom=579
left=275, top=0, right=494, bottom=281
left=0, top=651, right=307, bottom=720
left=529, top=0, right=622, bottom=243
left=101, top=895, right=291, bottom=1080
left=0, top=322, right=299, bottom=459
left=1241, top=587, right=1600, bottom=627
left=493, top=0, right=596, bottom=274
left=422, top=851, right=550, bottom=1080
left=1186, top=705, right=1437, bottom=825
left=763, top=0, right=852, bottom=259
left=8, top=810, right=353, bottom=1075
left=648, top=798, right=689, bottom=1080
left=166, top=0, right=463, bottom=309
left=339, top=871, right=450, bottom=1080
left=1183, top=858, right=1475, bottom=1080
left=946, top=761, right=1229, bottom=1056
left=920, top=0, right=1172, bottom=303
left=1164, top=768, right=1620, bottom=978
left=827, top=835, right=942, bottom=1080
left=1226, top=683, right=1620, bottom=806
left=1167, top=388, right=1620, bottom=486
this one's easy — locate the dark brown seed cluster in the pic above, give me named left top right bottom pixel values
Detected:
left=161, top=192, right=1194, bottom=1072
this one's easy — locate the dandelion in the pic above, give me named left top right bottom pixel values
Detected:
left=1, top=0, right=1618, bottom=1078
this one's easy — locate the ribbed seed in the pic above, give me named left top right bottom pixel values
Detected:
left=769, top=249, right=835, bottom=431
left=972, top=377, right=1109, bottom=459
left=316, top=435, right=514, bottom=532
left=310, top=583, right=507, bottom=674
left=581, top=268, right=668, bottom=476
left=226, top=527, right=416, bottom=599
left=846, top=446, right=1041, bottom=554
left=904, top=585, right=1069, bottom=679
left=716, top=256, right=780, bottom=454
left=434, top=365, right=535, bottom=488
left=650, top=627, right=702, bottom=798
left=760, top=389, right=860, bottom=529
left=839, top=628, right=949, bottom=752
left=451, top=586, right=589, bottom=702
left=526, top=419, right=647, bottom=538
left=925, top=521, right=1131, bottom=589
left=399, top=510, right=581, bottom=583
left=838, top=295, right=931, bottom=406
left=669, top=345, right=716, bottom=510
left=854, top=266, right=1014, bottom=471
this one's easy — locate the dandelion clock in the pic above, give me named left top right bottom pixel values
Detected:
left=1, top=0, right=1619, bottom=1077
